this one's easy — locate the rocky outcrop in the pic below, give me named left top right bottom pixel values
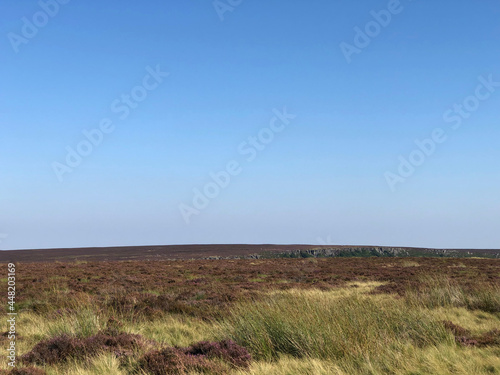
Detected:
left=199, top=246, right=500, bottom=260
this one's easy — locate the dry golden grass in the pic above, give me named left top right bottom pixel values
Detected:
left=2, top=258, right=499, bottom=375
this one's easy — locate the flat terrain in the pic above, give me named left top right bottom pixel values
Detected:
left=0, top=244, right=499, bottom=262
left=0, top=244, right=321, bottom=262
left=1, top=257, right=499, bottom=374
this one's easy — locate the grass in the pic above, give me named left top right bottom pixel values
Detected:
left=222, top=286, right=452, bottom=361
left=124, top=315, right=218, bottom=347
left=222, top=282, right=500, bottom=374
left=19, top=309, right=105, bottom=341
left=232, top=346, right=500, bottom=375
left=1, top=258, right=499, bottom=374
left=401, top=260, right=420, bottom=267
left=428, top=307, right=500, bottom=335
left=406, top=275, right=500, bottom=314
left=45, top=353, right=125, bottom=375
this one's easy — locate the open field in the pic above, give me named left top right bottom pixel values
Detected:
left=1, top=257, right=499, bottom=374
left=0, top=244, right=499, bottom=262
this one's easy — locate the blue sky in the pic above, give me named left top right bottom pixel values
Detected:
left=1, top=0, right=499, bottom=250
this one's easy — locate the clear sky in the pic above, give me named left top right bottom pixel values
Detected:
left=1, top=0, right=499, bottom=250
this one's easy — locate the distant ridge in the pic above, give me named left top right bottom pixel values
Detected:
left=0, top=244, right=498, bottom=262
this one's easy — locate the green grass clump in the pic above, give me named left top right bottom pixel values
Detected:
left=223, top=288, right=452, bottom=361
left=406, top=276, right=500, bottom=314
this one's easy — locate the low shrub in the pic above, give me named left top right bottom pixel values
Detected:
left=137, top=339, right=250, bottom=374
left=21, top=332, right=147, bottom=365
left=475, top=329, right=500, bottom=347
left=137, top=347, right=225, bottom=375
left=442, top=321, right=500, bottom=347
left=184, top=340, right=251, bottom=368
left=10, top=368, right=46, bottom=375
left=21, top=334, right=83, bottom=365
left=82, top=332, right=146, bottom=357
left=107, top=293, right=197, bottom=319
left=442, top=320, right=470, bottom=336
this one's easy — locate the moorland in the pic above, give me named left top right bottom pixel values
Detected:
left=1, top=248, right=499, bottom=374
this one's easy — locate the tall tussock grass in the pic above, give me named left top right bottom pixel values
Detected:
left=222, top=288, right=452, bottom=361
left=406, top=275, right=500, bottom=314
